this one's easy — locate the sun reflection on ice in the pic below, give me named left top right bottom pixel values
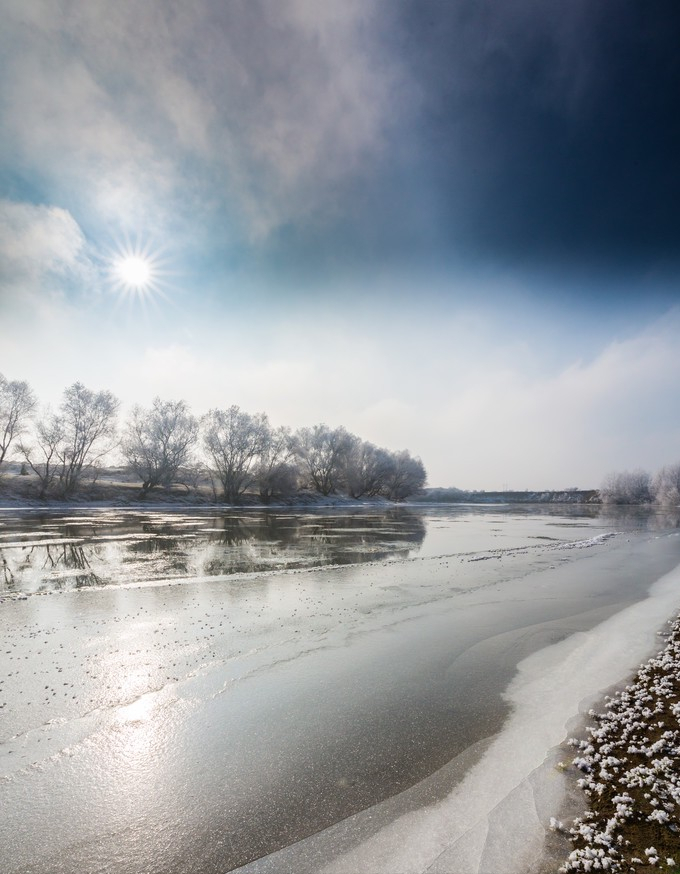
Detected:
left=117, top=693, right=155, bottom=725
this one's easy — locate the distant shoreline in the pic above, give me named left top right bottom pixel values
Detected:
left=0, top=495, right=600, bottom=511
left=413, top=487, right=600, bottom=504
left=0, top=470, right=601, bottom=510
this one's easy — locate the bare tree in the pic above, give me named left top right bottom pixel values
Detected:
left=600, top=469, right=652, bottom=505
left=0, top=374, right=37, bottom=468
left=344, top=441, right=396, bottom=499
left=256, top=425, right=298, bottom=502
left=652, top=463, right=680, bottom=507
left=202, top=406, right=270, bottom=503
left=293, top=425, right=355, bottom=496
left=382, top=450, right=427, bottom=501
left=122, top=398, right=199, bottom=494
left=19, top=414, right=63, bottom=498
left=21, top=383, right=119, bottom=497
left=56, top=383, right=119, bottom=495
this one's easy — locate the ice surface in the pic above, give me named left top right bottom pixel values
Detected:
left=316, top=548, right=680, bottom=874
left=0, top=538, right=86, bottom=548
left=2, top=508, right=680, bottom=874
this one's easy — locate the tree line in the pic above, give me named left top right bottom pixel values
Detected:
left=0, top=374, right=427, bottom=503
left=600, top=466, right=680, bottom=506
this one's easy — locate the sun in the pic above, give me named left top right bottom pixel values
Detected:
left=116, top=255, right=152, bottom=290
left=106, top=239, right=169, bottom=305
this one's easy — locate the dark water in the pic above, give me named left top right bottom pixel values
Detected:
left=3, top=503, right=675, bottom=596
left=0, top=507, right=427, bottom=595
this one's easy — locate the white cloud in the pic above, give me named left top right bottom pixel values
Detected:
left=0, top=200, right=95, bottom=319
left=0, top=200, right=87, bottom=282
left=0, top=0, right=407, bottom=241
left=417, top=311, right=680, bottom=489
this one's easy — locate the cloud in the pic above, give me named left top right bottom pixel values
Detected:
left=0, top=0, right=407, bottom=243
left=3, top=0, right=679, bottom=281
left=0, top=199, right=89, bottom=290
left=417, top=311, right=680, bottom=489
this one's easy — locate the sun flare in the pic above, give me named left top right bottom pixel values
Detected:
left=107, top=239, right=169, bottom=305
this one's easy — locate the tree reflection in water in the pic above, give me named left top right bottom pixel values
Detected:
left=0, top=508, right=426, bottom=595
left=1, top=549, right=14, bottom=587
left=39, top=542, right=103, bottom=589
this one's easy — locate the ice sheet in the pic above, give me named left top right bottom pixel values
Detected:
left=3, top=510, right=680, bottom=874
left=313, top=543, right=680, bottom=874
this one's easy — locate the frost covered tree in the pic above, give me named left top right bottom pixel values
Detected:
left=344, top=441, right=395, bottom=499
left=202, top=406, right=270, bottom=503
left=56, top=383, right=119, bottom=495
left=600, top=469, right=652, bottom=505
left=256, top=425, right=298, bottom=502
left=293, top=425, right=356, bottom=495
left=122, top=398, right=199, bottom=494
left=21, top=383, right=119, bottom=497
left=653, top=463, right=680, bottom=507
left=0, top=374, right=36, bottom=468
left=382, top=450, right=427, bottom=501
left=18, top=415, right=63, bottom=498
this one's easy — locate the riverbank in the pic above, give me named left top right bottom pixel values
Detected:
left=559, top=614, right=680, bottom=873
left=0, top=468, right=602, bottom=508
left=414, top=487, right=600, bottom=505
left=0, top=472, right=393, bottom=509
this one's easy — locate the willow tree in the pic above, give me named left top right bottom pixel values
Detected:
left=122, top=398, right=198, bottom=493
left=600, top=469, right=652, bottom=505
left=256, top=425, right=297, bottom=502
left=343, top=441, right=395, bottom=499
left=21, top=382, right=119, bottom=497
left=202, top=406, right=270, bottom=503
left=0, top=374, right=36, bottom=468
left=653, top=464, right=680, bottom=507
left=293, top=425, right=356, bottom=495
left=382, top=450, right=427, bottom=501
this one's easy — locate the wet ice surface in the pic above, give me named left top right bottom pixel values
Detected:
left=2, top=505, right=680, bottom=874
left=0, top=504, right=629, bottom=597
left=0, top=507, right=430, bottom=595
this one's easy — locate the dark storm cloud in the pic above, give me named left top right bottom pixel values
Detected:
left=386, top=0, right=680, bottom=272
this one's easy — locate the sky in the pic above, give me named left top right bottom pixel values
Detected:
left=1, top=0, right=680, bottom=490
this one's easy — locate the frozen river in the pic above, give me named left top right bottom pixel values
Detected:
left=1, top=505, right=680, bottom=873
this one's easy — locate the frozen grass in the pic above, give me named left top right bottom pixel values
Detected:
left=560, top=615, right=680, bottom=873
